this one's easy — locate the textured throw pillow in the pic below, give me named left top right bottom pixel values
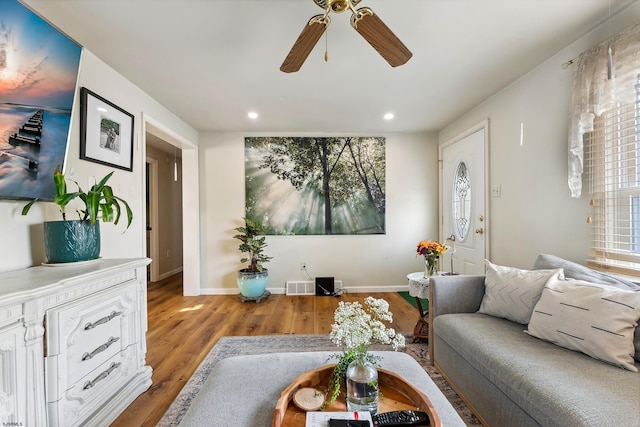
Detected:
left=533, top=254, right=640, bottom=362
left=527, top=272, right=640, bottom=372
left=478, top=260, right=563, bottom=324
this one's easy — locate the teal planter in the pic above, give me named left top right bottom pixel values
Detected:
left=44, top=220, right=100, bottom=263
left=237, top=269, right=268, bottom=298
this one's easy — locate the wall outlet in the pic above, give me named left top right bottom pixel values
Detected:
left=491, top=185, right=501, bottom=198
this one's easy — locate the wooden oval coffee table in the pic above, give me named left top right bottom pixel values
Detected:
left=272, top=364, right=441, bottom=427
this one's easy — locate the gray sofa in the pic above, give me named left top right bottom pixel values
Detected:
left=428, top=256, right=640, bottom=427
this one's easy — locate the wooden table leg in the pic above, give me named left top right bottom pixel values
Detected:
left=412, top=297, right=429, bottom=343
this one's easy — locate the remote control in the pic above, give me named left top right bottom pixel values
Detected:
left=371, top=410, right=430, bottom=426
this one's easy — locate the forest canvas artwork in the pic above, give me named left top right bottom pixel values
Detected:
left=245, top=136, right=386, bottom=235
left=0, top=0, right=82, bottom=200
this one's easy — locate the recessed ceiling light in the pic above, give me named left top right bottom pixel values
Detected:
left=384, top=112, right=394, bottom=120
left=248, top=111, right=259, bottom=119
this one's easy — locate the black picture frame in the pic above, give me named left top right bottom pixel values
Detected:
left=80, top=87, right=134, bottom=171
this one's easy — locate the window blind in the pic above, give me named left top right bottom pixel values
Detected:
left=584, top=76, right=640, bottom=274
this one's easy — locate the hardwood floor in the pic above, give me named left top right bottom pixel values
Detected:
left=111, top=273, right=419, bottom=426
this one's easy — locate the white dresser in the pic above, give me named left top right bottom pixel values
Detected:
left=0, top=258, right=152, bottom=427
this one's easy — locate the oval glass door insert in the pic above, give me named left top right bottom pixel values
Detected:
left=452, top=161, right=471, bottom=241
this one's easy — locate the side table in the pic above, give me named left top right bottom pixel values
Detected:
left=407, top=272, right=433, bottom=342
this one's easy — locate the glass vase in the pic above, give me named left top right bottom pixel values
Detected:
left=424, top=256, right=438, bottom=278
left=345, top=354, right=378, bottom=415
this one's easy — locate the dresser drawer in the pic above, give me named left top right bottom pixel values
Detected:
left=47, top=346, right=142, bottom=427
left=45, top=280, right=141, bottom=397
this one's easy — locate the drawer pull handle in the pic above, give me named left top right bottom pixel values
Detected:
left=84, top=311, right=122, bottom=330
left=83, top=362, right=121, bottom=390
left=82, top=337, right=120, bottom=361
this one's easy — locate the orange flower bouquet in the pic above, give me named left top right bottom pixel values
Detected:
left=416, top=240, right=447, bottom=277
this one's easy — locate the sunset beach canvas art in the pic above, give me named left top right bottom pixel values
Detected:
left=0, top=0, right=82, bottom=200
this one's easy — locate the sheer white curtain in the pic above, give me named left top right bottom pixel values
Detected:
left=568, top=21, right=640, bottom=198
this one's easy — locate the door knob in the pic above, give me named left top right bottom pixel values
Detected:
left=475, top=228, right=484, bottom=235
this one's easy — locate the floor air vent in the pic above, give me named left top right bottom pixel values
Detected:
left=286, top=281, right=315, bottom=295
left=286, top=280, right=343, bottom=295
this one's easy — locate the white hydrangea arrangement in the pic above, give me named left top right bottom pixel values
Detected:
left=330, top=297, right=406, bottom=353
left=323, top=297, right=406, bottom=408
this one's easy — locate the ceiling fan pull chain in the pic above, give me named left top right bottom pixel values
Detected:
left=325, top=28, right=329, bottom=62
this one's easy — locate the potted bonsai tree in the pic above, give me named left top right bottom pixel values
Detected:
left=233, top=217, right=272, bottom=298
left=22, top=165, right=132, bottom=263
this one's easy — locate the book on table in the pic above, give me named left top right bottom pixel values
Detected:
left=305, top=411, right=373, bottom=427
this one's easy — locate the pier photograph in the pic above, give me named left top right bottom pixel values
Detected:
left=0, top=0, right=82, bottom=200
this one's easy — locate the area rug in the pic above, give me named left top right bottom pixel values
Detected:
left=398, top=291, right=428, bottom=311
left=157, top=334, right=481, bottom=426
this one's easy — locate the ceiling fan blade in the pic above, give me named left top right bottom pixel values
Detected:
left=351, top=8, right=412, bottom=67
left=280, top=15, right=328, bottom=73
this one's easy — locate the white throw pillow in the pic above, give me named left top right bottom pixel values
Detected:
left=527, top=272, right=640, bottom=372
left=478, top=260, right=563, bottom=324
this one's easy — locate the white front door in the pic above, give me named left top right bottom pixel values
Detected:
left=440, top=121, right=489, bottom=275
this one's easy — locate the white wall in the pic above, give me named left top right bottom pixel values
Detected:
left=0, top=48, right=198, bottom=273
left=439, top=3, right=640, bottom=269
left=199, top=132, right=439, bottom=293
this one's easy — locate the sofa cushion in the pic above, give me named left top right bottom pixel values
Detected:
left=478, top=260, right=562, bottom=324
left=434, top=313, right=640, bottom=427
left=526, top=272, right=640, bottom=371
left=533, top=254, right=640, bottom=362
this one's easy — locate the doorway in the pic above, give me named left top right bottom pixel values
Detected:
left=145, top=136, right=182, bottom=283
left=440, top=120, right=490, bottom=275
left=143, top=115, right=200, bottom=295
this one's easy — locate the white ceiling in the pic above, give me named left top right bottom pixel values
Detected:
left=23, top=0, right=638, bottom=134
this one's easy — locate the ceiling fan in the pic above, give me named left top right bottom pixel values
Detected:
left=280, top=0, right=412, bottom=73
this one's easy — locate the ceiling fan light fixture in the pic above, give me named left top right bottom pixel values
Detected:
left=328, top=0, right=350, bottom=13
left=313, top=0, right=362, bottom=11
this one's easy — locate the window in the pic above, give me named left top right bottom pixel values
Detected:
left=584, top=75, right=640, bottom=273
left=568, top=21, right=640, bottom=274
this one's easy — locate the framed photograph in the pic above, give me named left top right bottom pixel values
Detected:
left=80, top=87, right=134, bottom=171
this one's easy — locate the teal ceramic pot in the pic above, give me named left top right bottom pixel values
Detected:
left=237, top=269, right=268, bottom=298
left=44, top=220, right=100, bottom=263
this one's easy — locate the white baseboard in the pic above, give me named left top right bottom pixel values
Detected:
left=199, top=285, right=410, bottom=295
left=158, top=266, right=183, bottom=281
